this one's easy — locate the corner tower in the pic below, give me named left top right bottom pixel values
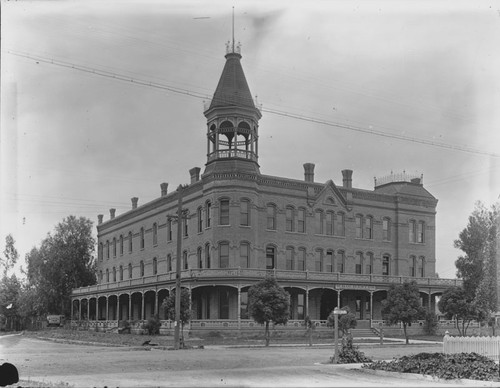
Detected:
left=203, top=41, right=262, bottom=175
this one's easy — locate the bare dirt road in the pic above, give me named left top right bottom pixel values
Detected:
left=0, top=333, right=494, bottom=387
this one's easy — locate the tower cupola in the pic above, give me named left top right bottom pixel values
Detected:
left=203, top=39, right=262, bottom=175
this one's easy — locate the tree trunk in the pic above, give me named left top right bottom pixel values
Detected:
left=265, top=321, right=270, bottom=346
left=403, top=323, right=409, bottom=345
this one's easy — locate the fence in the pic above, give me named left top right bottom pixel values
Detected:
left=443, top=334, right=500, bottom=361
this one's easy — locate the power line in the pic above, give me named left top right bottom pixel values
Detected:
left=6, top=49, right=500, bottom=158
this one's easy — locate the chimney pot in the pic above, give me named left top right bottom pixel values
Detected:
left=303, top=163, right=315, bottom=182
left=98, top=214, right=103, bottom=225
left=110, top=208, right=116, bottom=219
left=160, top=182, right=169, bottom=197
left=342, top=169, right=353, bottom=189
left=131, top=197, right=138, bottom=209
left=189, top=167, right=201, bottom=183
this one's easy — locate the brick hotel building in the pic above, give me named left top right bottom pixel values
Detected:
left=71, top=41, right=460, bottom=332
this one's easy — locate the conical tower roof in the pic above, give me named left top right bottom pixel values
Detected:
left=208, top=51, right=256, bottom=110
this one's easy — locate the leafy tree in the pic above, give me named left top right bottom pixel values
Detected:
left=327, top=306, right=357, bottom=337
left=382, top=281, right=426, bottom=344
left=438, top=286, right=478, bottom=336
left=0, top=274, right=22, bottom=330
left=162, top=288, right=193, bottom=347
left=26, top=216, right=97, bottom=317
left=247, top=277, right=290, bottom=346
left=454, top=202, right=498, bottom=319
left=1, top=234, right=18, bottom=277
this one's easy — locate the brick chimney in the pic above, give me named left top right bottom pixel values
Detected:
left=303, top=163, right=315, bottom=182
left=160, top=182, right=169, bottom=197
left=131, top=197, right=138, bottom=209
left=342, top=169, right=353, bottom=189
left=109, top=208, right=116, bottom=219
left=98, top=214, right=103, bottom=225
left=189, top=167, right=201, bottom=183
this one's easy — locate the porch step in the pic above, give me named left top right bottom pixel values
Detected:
left=350, top=328, right=379, bottom=338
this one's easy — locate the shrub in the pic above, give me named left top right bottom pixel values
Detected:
left=423, top=312, right=438, bottom=335
left=142, top=315, right=161, bottom=335
left=363, top=352, right=499, bottom=381
left=331, top=334, right=372, bottom=364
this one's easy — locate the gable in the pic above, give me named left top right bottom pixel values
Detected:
left=312, top=180, right=349, bottom=210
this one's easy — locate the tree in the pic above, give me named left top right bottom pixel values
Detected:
left=1, top=235, right=18, bottom=278
left=26, top=216, right=97, bottom=317
left=454, top=202, right=498, bottom=320
left=0, top=274, right=22, bottom=331
left=382, top=281, right=426, bottom=344
left=162, top=288, right=193, bottom=347
left=247, top=277, right=290, bottom=346
left=327, top=306, right=357, bottom=337
left=438, top=286, right=479, bottom=336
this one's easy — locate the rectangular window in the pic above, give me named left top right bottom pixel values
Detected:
left=220, top=243, right=229, bottom=268
left=167, top=220, right=172, bottom=242
left=197, top=248, right=203, bottom=269
left=183, top=218, right=188, bottom=237
left=364, top=218, right=372, bottom=239
left=417, top=221, right=425, bottom=243
left=153, top=224, right=158, bottom=245
left=325, top=251, right=333, bottom=272
left=220, top=199, right=230, bottom=225
left=315, top=250, right=323, bottom=272
left=298, top=249, right=306, bottom=271
left=336, top=213, right=345, bottom=237
left=205, top=244, right=211, bottom=269
left=409, top=220, right=416, bottom=243
left=198, top=208, right=203, bottom=233
left=382, top=256, right=390, bottom=275
left=140, top=228, right=145, bottom=249
left=383, top=219, right=390, bottom=241
left=119, top=237, right=123, bottom=255
left=409, top=266, right=415, bottom=277
left=267, top=205, right=276, bottom=230
left=183, top=251, right=188, bottom=270
left=365, top=264, right=372, bottom=274
left=355, top=264, right=362, bottom=274
left=266, top=246, right=275, bottom=269
left=286, top=248, right=294, bottom=270
left=240, top=200, right=249, bottom=226
left=356, top=216, right=362, bottom=238
left=297, top=208, right=305, bottom=233
left=337, top=252, right=344, bottom=273
left=285, top=207, right=294, bottom=232
left=326, top=212, right=334, bottom=236
left=315, top=211, right=324, bottom=234
left=205, top=202, right=212, bottom=228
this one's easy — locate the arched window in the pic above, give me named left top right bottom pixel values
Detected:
left=286, top=246, right=294, bottom=270
left=119, top=235, right=124, bottom=255
left=153, top=257, right=158, bottom=275
left=128, top=232, right=133, bottom=252
left=140, top=260, right=144, bottom=277
left=119, top=265, right=123, bottom=281
left=326, top=250, right=334, bottom=272
left=183, top=251, right=188, bottom=270
left=355, top=252, right=363, bottom=274
left=240, top=199, right=250, bottom=226
left=128, top=263, right=132, bottom=279
left=418, top=256, right=425, bottom=277
left=326, top=211, right=334, bottom=236
left=167, top=254, right=172, bottom=272
left=197, top=247, right=203, bottom=268
left=167, top=218, right=172, bottom=242
left=266, top=245, right=276, bottom=269
left=240, top=242, right=249, bottom=268
left=298, top=207, right=306, bottom=233
left=106, top=268, right=109, bottom=283
left=267, top=204, right=277, bottom=230
left=355, top=215, right=363, bottom=239
left=219, top=199, right=230, bottom=225
left=286, top=206, right=295, bottom=232
left=99, top=270, right=103, bottom=282
left=366, top=252, right=373, bottom=274
left=106, top=240, right=110, bottom=259
left=219, top=242, right=229, bottom=268
left=409, top=220, right=416, bottom=243
left=112, top=267, right=116, bottom=282
left=337, top=250, right=345, bottom=273
left=298, top=248, right=306, bottom=271
left=140, top=228, right=145, bottom=249
left=364, top=216, right=373, bottom=239
left=409, top=255, right=416, bottom=277
left=153, top=223, right=158, bottom=245
left=315, top=210, right=324, bottom=234
left=183, top=217, right=188, bottom=237
left=197, top=207, right=203, bottom=233
left=336, top=212, right=345, bottom=237
left=383, top=218, right=391, bottom=241
left=315, top=248, right=323, bottom=272
left=113, top=238, right=117, bottom=257
left=98, top=243, right=103, bottom=261
left=205, top=243, right=211, bottom=269
left=382, top=255, right=390, bottom=275
left=417, top=221, right=425, bottom=243
left=205, top=201, right=212, bottom=228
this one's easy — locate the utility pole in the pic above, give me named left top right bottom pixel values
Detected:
left=169, top=184, right=189, bottom=350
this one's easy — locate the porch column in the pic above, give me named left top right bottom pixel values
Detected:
left=78, top=298, right=82, bottom=320
left=369, top=291, right=374, bottom=324
left=87, top=298, right=90, bottom=321
left=237, top=285, right=241, bottom=330
left=305, top=287, right=309, bottom=318
left=106, top=296, right=109, bottom=321
left=141, top=292, right=145, bottom=321
left=95, top=296, right=98, bottom=320
left=428, top=290, right=432, bottom=311
left=128, top=293, right=132, bottom=320
left=337, top=289, right=342, bottom=307
left=116, top=297, right=119, bottom=321
left=155, top=291, right=159, bottom=317
left=189, top=287, right=193, bottom=330
left=71, top=298, right=74, bottom=321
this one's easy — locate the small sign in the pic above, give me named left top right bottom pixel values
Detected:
left=333, top=308, right=347, bottom=315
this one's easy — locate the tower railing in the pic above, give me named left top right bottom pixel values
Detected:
left=207, top=149, right=257, bottom=162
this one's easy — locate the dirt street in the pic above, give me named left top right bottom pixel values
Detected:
left=0, top=333, right=492, bottom=387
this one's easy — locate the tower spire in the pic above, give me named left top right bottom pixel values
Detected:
left=232, top=6, right=235, bottom=53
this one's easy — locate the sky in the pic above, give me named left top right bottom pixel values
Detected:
left=1, top=0, right=500, bottom=280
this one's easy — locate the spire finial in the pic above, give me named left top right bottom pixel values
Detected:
left=232, top=6, right=235, bottom=53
